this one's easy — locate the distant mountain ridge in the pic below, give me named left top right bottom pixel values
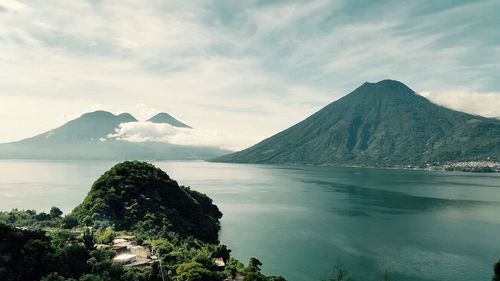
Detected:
left=19, top=111, right=138, bottom=145
left=0, top=110, right=227, bottom=160
left=214, top=80, right=500, bottom=166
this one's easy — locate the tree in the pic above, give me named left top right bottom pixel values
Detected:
left=83, top=228, right=95, bottom=250
left=50, top=207, right=63, bottom=218
left=57, top=244, right=90, bottom=278
left=268, top=277, right=287, bottom=281
left=213, top=244, right=231, bottom=262
left=493, top=260, right=500, bottom=281
left=175, top=261, right=219, bottom=281
left=96, top=227, right=116, bottom=244
left=243, top=257, right=268, bottom=281
left=87, top=248, right=115, bottom=273
left=323, top=260, right=353, bottom=281
left=0, top=223, right=54, bottom=281
left=41, top=272, right=67, bottom=281
left=60, top=215, right=78, bottom=229
left=121, top=267, right=153, bottom=281
left=79, top=274, right=110, bottom=281
left=50, top=229, right=77, bottom=249
left=248, top=257, right=263, bottom=273
left=36, top=212, right=52, bottom=221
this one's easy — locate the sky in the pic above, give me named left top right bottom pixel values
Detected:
left=0, top=0, right=499, bottom=149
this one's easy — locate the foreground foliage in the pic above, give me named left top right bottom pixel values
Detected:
left=0, top=223, right=122, bottom=281
left=0, top=221, right=286, bottom=281
left=0, top=207, right=63, bottom=229
left=0, top=161, right=286, bottom=281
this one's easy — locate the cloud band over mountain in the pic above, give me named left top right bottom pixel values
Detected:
left=108, top=121, right=261, bottom=151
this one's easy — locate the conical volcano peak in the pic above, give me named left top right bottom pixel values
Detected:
left=375, top=79, right=408, bottom=87
left=147, top=112, right=192, bottom=128
left=117, top=112, right=138, bottom=122
left=358, top=79, right=414, bottom=94
left=214, top=80, right=500, bottom=166
left=348, top=79, right=418, bottom=103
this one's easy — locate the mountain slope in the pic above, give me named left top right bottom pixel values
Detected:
left=147, top=112, right=192, bottom=128
left=214, top=80, right=500, bottom=166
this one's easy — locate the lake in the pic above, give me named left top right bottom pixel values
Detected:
left=0, top=160, right=499, bottom=281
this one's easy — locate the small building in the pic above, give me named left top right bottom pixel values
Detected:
left=124, top=260, right=154, bottom=267
left=130, top=245, right=150, bottom=259
left=223, top=273, right=244, bottom=281
left=111, top=237, right=133, bottom=254
left=95, top=244, right=111, bottom=250
left=112, top=238, right=128, bottom=244
left=109, top=234, right=154, bottom=267
left=116, top=235, right=136, bottom=241
left=213, top=257, right=225, bottom=267
left=112, top=244, right=131, bottom=254
left=113, top=253, right=137, bottom=264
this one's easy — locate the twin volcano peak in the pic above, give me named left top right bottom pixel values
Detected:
left=80, top=110, right=191, bottom=128
left=79, top=111, right=138, bottom=123
left=15, top=109, right=191, bottom=145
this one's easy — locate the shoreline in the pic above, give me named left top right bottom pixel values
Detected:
left=210, top=160, right=500, bottom=173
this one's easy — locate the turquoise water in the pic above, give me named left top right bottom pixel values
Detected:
left=0, top=160, right=499, bottom=281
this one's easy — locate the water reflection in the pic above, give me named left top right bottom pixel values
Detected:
left=306, top=180, right=500, bottom=214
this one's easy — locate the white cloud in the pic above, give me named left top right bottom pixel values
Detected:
left=420, top=91, right=500, bottom=118
left=0, top=0, right=31, bottom=13
left=247, top=0, right=336, bottom=34
left=108, top=122, right=264, bottom=151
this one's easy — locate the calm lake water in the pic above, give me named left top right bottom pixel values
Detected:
left=1, top=160, right=499, bottom=281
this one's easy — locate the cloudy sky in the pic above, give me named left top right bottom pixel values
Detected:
left=1, top=0, right=499, bottom=149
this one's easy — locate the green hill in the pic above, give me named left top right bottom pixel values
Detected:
left=70, top=161, right=222, bottom=243
left=214, top=80, right=500, bottom=166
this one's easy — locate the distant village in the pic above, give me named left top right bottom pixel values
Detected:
left=438, top=161, right=500, bottom=172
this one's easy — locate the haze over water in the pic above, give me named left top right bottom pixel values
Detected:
left=1, top=160, right=499, bottom=281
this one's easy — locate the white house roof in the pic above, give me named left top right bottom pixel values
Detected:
left=213, top=257, right=225, bottom=267
left=113, top=253, right=136, bottom=262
